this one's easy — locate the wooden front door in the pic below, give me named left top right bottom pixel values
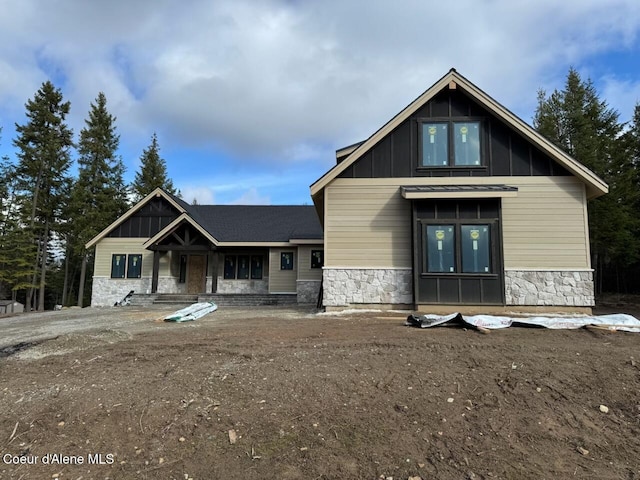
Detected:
left=187, top=255, right=207, bottom=294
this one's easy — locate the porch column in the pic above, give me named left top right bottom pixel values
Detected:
left=210, top=251, right=219, bottom=293
left=151, top=250, right=160, bottom=293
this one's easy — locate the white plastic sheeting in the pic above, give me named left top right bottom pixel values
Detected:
left=406, top=312, right=640, bottom=332
left=164, top=302, right=218, bottom=322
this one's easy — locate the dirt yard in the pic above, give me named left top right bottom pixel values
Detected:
left=1, top=304, right=639, bottom=480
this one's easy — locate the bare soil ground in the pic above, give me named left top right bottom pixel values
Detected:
left=1, top=304, right=640, bottom=480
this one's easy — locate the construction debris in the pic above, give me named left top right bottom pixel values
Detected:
left=164, top=302, right=218, bottom=323
left=406, top=312, right=640, bottom=332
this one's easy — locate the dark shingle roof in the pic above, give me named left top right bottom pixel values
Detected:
left=186, top=205, right=323, bottom=243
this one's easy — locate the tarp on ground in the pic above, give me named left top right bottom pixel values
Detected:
left=164, top=302, right=218, bottom=322
left=406, top=312, right=640, bottom=333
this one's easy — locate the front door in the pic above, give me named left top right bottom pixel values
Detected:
left=187, top=255, right=207, bottom=294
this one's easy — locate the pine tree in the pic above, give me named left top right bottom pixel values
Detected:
left=70, top=92, right=129, bottom=306
left=13, top=81, right=74, bottom=310
left=534, top=69, right=639, bottom=293
left=131, top=133, right=176, bottom=200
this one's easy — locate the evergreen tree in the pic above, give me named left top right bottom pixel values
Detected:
left=13, top=81, right=73, bottom=310
left=0, top=137, right=36, bottom=300
left=70, top=92, right=129, bottom=306
left=534, top=69, right=639, bottom=293
left=131, top=133, right=176, bottom=200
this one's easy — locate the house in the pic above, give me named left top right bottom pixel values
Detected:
left=85, top=190, right=324, bottom=307
left=0, top=300, right=24, bottom=315
left=311, top=68, right=608, bottom=313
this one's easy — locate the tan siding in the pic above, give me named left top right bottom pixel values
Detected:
left=94, top=238, right=155, bottom=277
left=297, top=245, right=324, bottom=281
left=325, top=177, right=591, bottom=270
left=269, top=248, right=297, bottom=293
left=501, top=178, right=590, bottom=269
left=325, top=183, right=412, bottom=268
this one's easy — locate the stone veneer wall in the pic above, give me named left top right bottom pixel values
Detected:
left=215, top=276, right=269, bottom=294
left=91, top=277, right=152, bottom=306
left=504, top=270, right=594, bottom=307
left=91, top=276, right=187, bottom=306
left=297, top=280, right=321, bottom=304
left=323, top=268, right=412, bottom=307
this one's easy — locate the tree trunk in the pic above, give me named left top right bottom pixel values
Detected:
left=62, top=241, right=71, bottom=306
left=26, top=234, right=42, bottom=312
left=78, top=253, right=87, bottom=308
left=38, top=221, right=49, bottom=311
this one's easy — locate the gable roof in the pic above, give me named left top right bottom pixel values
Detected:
left=85, top=187, right=323, bottom=249
left=310, top=69, right=608, bottom=200
left=85, top=188, right=187, bottom=249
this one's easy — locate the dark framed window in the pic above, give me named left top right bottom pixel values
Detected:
left=237, top=255, right=250, bottom=280
left=426, top=225, right=455, bottom=273
left=111, top=254, right=126, bottom=278
left=178, top=255, right=187, bottom=283
left=251, top=256, right=263, bottom=279
left=311, top=250, right=324, bottom=269
left=223, top=255, right=264, bottom=280
left=281, top=252, right=294, bottom=270
left=461, top=225, right=491, bottom=273
left=127, top=254, right=143, bottom=278
left=223, top=255, right=236, bottom=279
left=421, top=120, right=481, bottom=167
left=424, top=223, right=492, bottom=274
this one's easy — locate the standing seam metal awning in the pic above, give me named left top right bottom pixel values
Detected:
left=401, top=185, right=518, bottom=199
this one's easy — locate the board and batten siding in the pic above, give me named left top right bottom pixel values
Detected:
left=325, top=177, right=590, bottom=270
left=268, top=248, right=297, bottom=293
left=297, top=245, right=324, bottom=281
left=94, top=238, right=171, bottom=277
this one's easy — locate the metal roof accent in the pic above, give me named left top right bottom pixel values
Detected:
left=401, top=184, right=518, bottom=199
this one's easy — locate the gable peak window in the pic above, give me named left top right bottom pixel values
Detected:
left=421, top=120, right=481, bottom=167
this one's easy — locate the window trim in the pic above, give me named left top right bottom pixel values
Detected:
left=418, top=117, right=485, bottom=169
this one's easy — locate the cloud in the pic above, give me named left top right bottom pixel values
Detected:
left=1, top=0, right=640, bottom=176
left=228, top=187, right=271, bottom=205
left=180, top=186, right=215, bottom=205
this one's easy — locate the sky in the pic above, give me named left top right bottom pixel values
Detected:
left=1, top=0, right=640, bottom=206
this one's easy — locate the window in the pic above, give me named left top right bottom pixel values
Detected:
left=424, top=224, right=492, bottom=274
left=111, top=254, right=142, bottom=279
left=250, top=256, right=263, bottom=279
left=311, top=250, right=324, bottom=269
left=223, top=256, right=236, bottom=279
left=421, top=121, right=481, bottom=167
left=461, top=225, right=490, bottom=273
left=281, top=252, right=294, bottom=270
left=426, top=225, right=455, bottom=273
left=237, top=255, right=250, bottom=279
left=111, top=254, right=126, bottom=278
left=127, top=254, right=143, bottom=278
left=224, top=255, right=264, bottom=279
